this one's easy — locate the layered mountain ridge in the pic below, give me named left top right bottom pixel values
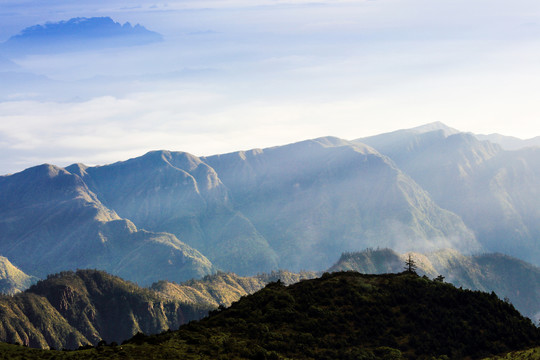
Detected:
left=358, top=124, right=540, bottom=265
left=1, top=122, right=540, bottom=290
left=0, top=163, right=213, bottom=285
left=0, top=131, right=485, bottom=285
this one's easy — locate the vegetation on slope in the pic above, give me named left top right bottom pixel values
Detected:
left=0, top=270, right=211, bottom=349
left=3, top=271, right=537, bottom=359
left=483, top=346, right=540, bottom=359
left=329, top=248, right=540, bottom=320
left=152, top=270, right=317, bottom=307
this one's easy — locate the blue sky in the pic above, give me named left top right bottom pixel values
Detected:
left=1, top=0, right=540, bottom=174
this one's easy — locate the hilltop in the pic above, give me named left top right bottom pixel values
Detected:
left=329, top=248, right=540, bottom=320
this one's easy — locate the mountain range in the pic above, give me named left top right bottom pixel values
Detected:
left=1, top=17, right=162, bottom=55
left=1, top=122, right=540, bottom=289
left=3, top=123, right=540, bottom=280
left=476, top=133, right=540, bottom=151
left=0, top=164, right=213, bottom=285
left=358, top=122, right=540, bottom=265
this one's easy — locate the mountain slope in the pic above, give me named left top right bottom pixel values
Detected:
left=68, top=151, right=279, bottom=275
left=357, top=125, right=540, bottom=265
left=0, top=270, right=211, bottom=349
left=0, top=256, right=38, bottom=294
left=152, top=270, right=317, bottom=307
left=0, top=164, right=214, bottom=285
left=329, top=248, right=540, bottom=320
left=204, top=138, right=479, bottom=271
left=1, top=136, right=482, bottom=278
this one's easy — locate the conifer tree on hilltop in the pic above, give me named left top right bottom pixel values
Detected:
left=404, top=254, right=417, bottom=273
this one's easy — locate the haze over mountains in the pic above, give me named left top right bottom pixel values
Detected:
left=476, top=133, right=540, bottom=151
left=0, top=164, right=213, bottom=285
left=359, top=122, right=540, bottom=265
left=1, top=123, right=540, bottom=290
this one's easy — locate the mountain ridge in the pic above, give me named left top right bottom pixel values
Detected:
left=357, top=127, right=540, bottom=266
left=2, top=122, right=540, bottom=291
left=0, top=269, right=211, bottom=349
left=0, top=163, right=214, bottom=285
left=0, top=256, right=38, bottom=294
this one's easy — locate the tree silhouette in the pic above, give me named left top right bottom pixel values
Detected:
left=434, top=275, right=445, bottom=282
left=404, top=254, right=417, bottom=273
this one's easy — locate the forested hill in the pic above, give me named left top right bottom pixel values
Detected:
left=329, top=248, right=540, bottom=320
left=0, top=270, right=210, bottom=350
left=2, top=271, right=538, bottom=359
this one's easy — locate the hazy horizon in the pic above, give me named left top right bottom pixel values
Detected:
left=1, top=0, right=540, bottom=175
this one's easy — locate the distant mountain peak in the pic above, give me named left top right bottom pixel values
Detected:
left=409, top=121, right=461, bottom=136
left=1, top=16, right=163, bottom=55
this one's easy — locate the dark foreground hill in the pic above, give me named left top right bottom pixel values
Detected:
left=3, top=272, right=538, bottom=359
left=329, top=248, right=540, bottom=321
left=0, top=270, right=210, bottom=350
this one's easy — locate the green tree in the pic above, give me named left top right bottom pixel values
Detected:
left=404, top=254, right=417, bottom=273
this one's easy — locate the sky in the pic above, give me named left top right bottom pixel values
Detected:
left=1, top=0, right=540, bottom=174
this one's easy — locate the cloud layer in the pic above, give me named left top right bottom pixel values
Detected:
left=1, top=0, right=540, bottom=174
